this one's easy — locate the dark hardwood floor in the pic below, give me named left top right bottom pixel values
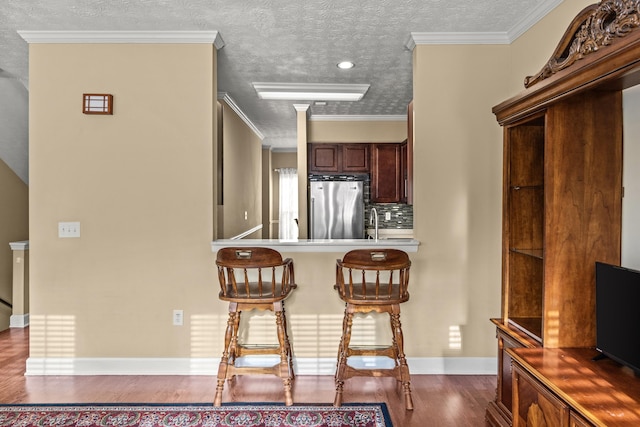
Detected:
left=0, top=327, right=495, bottom=426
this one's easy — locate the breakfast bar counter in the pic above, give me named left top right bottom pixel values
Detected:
left=211, top=238, right=420, bottom=253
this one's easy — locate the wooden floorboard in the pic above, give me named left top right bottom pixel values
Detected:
left=0, top=327, right=496, bottom=426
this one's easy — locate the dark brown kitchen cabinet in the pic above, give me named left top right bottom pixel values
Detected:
left=400, top=140, right=409, bottom=204
left=405, top=101, right=414, bottom=204
left=342, top=144, right=369, bottom=172
left=309, top=143, right=340, bottom=172
left=308, top=143, right=369, bottom=173
left=371, top=143, right=402, bottom=203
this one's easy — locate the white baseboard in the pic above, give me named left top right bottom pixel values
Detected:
left=10, top=313, right=29, bottom=328
left=25, top=356, right=496, bottom=376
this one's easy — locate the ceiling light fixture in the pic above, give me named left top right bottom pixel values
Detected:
left=252, top=82, right=369, bottom=101
left=337, top=61, right=355, bottom=69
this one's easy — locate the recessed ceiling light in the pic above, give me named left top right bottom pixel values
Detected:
left=337, top=61, right=355, bottom=70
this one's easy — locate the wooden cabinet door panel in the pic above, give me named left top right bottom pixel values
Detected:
left=513, top=365, right=569, bottom=427
left=342, top=144, right=369, bottom=172
left=309, top=144, right=339, bottom=172
left=497, top=331, right=522, bottom=419
left=371, top=143, right=401, bottom=203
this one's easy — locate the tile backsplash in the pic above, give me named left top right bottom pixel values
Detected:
left=361, top=175, right=413, bottom=229
left=365, top=203, right=413, bottom=229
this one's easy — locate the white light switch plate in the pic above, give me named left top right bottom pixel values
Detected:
left=173, top=309, right=184, bottom=326
left=58, top=222, right=81, bottom=238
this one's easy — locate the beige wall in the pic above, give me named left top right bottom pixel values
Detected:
left=412, top=44, right=508, bottom=356
left=219, top=101, right=263, bottom=239
left=309, top=120, right=406, bottom=143
left=0, top=159, right=28, bottom=330
left=23, top=1, right=597, bottom=365
left=28, top=43, right=218, bottom=358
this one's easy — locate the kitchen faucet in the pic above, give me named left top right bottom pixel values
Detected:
left=370, top=207, right=379, bottom=240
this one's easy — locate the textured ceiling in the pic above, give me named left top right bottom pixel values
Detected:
left=0, top=0, right=561, bottom=152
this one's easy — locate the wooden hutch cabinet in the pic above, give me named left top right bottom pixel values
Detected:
left=486, top=1, right=640, bottom=426
left=498, top=89, right=622, bottom=350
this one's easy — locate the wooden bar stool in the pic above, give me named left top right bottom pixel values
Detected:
left=214, top=247, right=296, bottom=406
left=333, top=248, right=413, bottom=410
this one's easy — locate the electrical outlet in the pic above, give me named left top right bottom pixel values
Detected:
left=173, top=309, right=184, bottom=326
left=244, top=211, right=248, bottom=220
left=385, top=212, right=391, bottom=221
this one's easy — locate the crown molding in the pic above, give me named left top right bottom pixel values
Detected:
left=508, top=0, right=563, bottom=42
left=218, top=92, right=264, bottom=140
left=271, top=147, right=298, bottom=153
left=310, top=114, right=405, bottom=122
left=407, top=32, right=510, bottom=48
left=17, top=30, right=225, bottom=49
left=406, top=0, right=563, bottom=48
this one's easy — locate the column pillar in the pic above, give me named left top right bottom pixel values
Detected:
left=294, top=104, right=310, bottom=238
left=9, top=241, right=29, bottom=328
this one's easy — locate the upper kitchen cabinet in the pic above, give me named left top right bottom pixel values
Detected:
left=309, top=143, right=340, bottom=172
left=371, top=143, right=402, bottom=203
left=342, top=144, right=369, bottom=172
left=405, top=101, right=414, bottom=204
left=308, top=143, right=369, bottom=173
left=400, top=140, right=408, bottom=204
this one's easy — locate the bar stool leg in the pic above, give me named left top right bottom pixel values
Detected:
left=274, top=302, right=294, bottom=406
left=281, top=303, right=295, bottom=380
left=391, top=307, right=413, bottom=410
left=334, top=305, right=348, bottom=381
left=334, top=306, right=354, bottom=407
left=214, top=304, right=238, bottom=406
left=228, top=310, right=241, bottom=382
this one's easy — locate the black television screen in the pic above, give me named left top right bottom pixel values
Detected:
left=595, top=261, right=640, bottom=374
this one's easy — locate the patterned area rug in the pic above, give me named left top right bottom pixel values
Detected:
left=0, top=403, right=392, bottom=427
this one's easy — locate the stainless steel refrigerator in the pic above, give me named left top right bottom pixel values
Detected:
left=309, top=180, right=365, bottom=239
